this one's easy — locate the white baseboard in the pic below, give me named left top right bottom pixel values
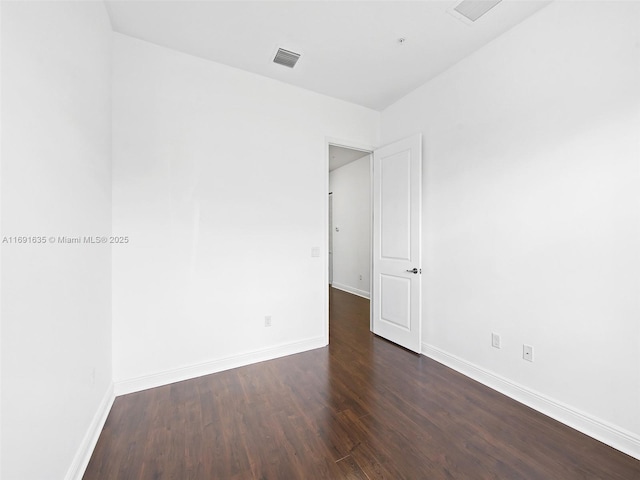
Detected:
left=331, top=283, right=370, bottom=299
left=115, top=336, right=327, bottom=396
left=422, top=343, right=640, bottom=461
left=65, top=383, right=115, bottom=480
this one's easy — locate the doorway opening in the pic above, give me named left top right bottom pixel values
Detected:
left=327, top=143, right=373, bottom=339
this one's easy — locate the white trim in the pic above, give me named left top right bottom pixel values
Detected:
left=65, top=383, right=115, bottom=480
left=115, top=336, right=327, bottom=396
left=331, top=283, right=370, bottom=299
left=324, top=140, right=331, bottom=346
left=422, top=343, right=640, bottom=460
left=0, top=2, right=4, bottom=474
left=326, top=137, right=375, bottom=154
left=368, top=153, right=374, bottom=332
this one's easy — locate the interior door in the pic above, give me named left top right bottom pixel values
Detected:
left=372, top=134, right=422, bottom=353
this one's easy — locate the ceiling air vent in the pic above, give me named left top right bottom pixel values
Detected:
left=454, top=0, right=502, bottom=22
left=273, top=48, right=301, bottom=68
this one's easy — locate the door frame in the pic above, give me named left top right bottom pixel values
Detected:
left=324, top=137, right=376, bottom=344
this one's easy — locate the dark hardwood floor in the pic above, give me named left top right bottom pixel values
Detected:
left=84, top=288, right=640, bottom=479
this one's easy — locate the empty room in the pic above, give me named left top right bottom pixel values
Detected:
left=1, top=0, right=639, bottom=479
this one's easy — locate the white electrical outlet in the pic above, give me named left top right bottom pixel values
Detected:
left=359, top=274, right=363, bottom=281
left=523, top=344, right=534, bottom=362
left=491, top=333, right=501, bottom=349
left=264, top=315, right=272, bottom=327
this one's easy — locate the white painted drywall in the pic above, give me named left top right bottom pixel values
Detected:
left=329, top=156, right=371, bottom=298
left=382, top=0, right=640, bottom=447
left=1, top=2, right=113, bottom=479
left=111, top=34, right=379, bottom=387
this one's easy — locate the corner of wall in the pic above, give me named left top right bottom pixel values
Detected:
left=64, top=383, right=115, bottom=480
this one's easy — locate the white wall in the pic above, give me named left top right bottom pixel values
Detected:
left=329, top=156, right=371, bottom=298
left=1, top=2, right=113, bottom=479
left=112, top=34, right=379, bottom=391
left=382, top=1, right=640, bottom=457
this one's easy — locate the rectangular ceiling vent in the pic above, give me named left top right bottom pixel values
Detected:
left=273, top=48, right=301, bottom=68
left=454, top=0, right=502, bottom=22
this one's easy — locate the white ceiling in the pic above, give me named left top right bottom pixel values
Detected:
left=105, top=0, right=551, bottom=110
left=329, top=145, right=370, bottom=172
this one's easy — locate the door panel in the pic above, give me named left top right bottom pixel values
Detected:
left=372, top=134, right=422, bottom=352
left=380, top=150, right=411, bottom=260
left=380, top=274, right=411, bottom=329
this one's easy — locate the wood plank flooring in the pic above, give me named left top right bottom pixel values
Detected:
left=84, top=288, right=640, bottom=479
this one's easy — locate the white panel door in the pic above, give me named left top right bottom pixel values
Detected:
left=372, top=134, right=422, bottom=352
